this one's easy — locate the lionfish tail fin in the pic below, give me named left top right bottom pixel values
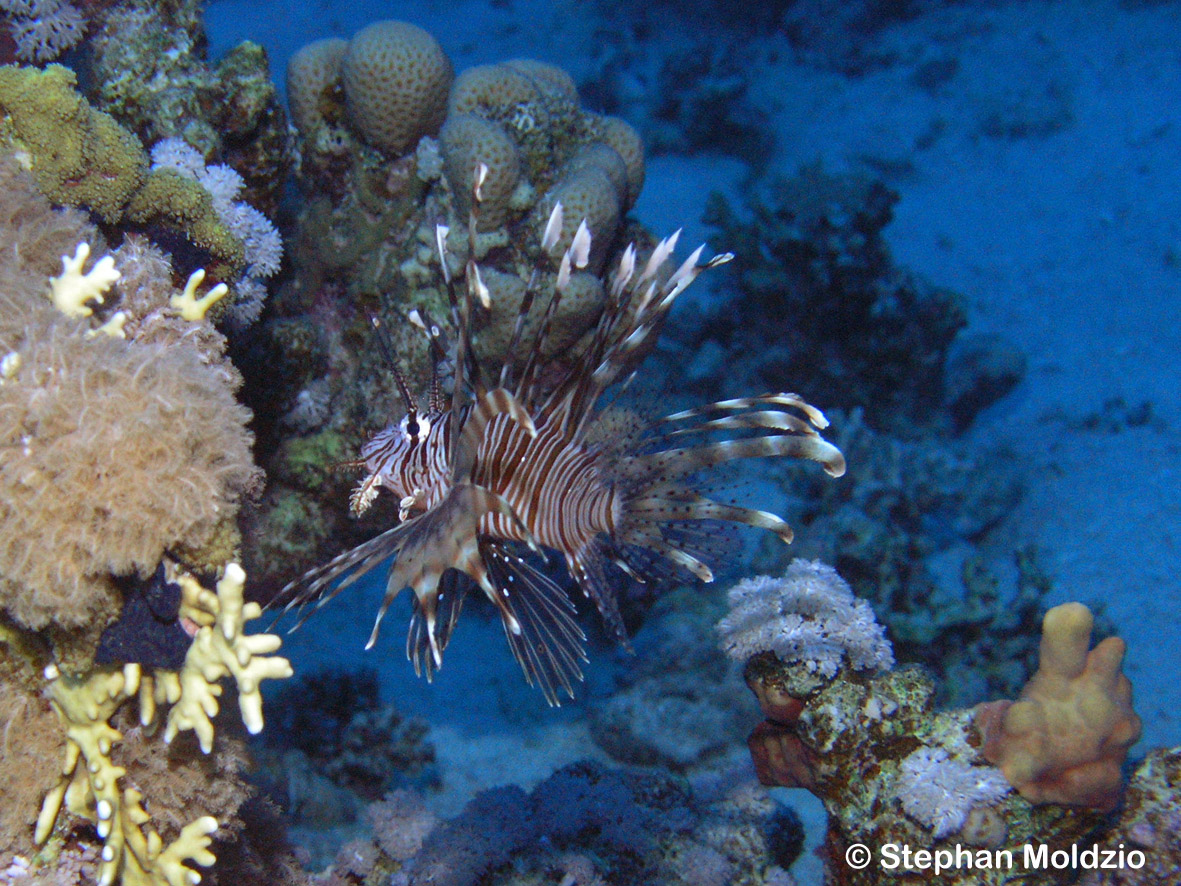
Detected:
left=485, top=541, right=587, bottom=706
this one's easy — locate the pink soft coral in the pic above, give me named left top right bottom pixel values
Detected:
left=975, top=602, right=1141, bottom=812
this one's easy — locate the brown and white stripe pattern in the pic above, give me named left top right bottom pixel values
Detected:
left=277, top=188, right=845, bottom=705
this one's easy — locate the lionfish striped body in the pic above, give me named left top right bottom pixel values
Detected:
left=280, top=166, right=846, bottom=704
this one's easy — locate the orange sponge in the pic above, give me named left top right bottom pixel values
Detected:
left=976, top=602, right=1141, bottom=811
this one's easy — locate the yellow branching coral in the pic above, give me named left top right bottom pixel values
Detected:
left=34, top=663, right=217, bottom=886
left=170, top=269, right=229, bottom=322
left=34, top=563, right=292, bottom=885
left=161, top=563, right=294, bottom=753
left=48, top=242, right=122, bottom=319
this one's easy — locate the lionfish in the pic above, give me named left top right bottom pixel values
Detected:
left=278, top=165, right=846, bottom=704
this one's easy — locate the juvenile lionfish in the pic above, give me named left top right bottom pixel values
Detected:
left=279, top=165, right=846, bottom=704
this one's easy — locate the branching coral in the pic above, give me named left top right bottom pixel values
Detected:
left=34, top=663, right=219, bottom=886
left=161, top=565, right=294, bottom=753
left=33, top=564, right=291, bottom=886
left=47, top=242, right=121, bottom=319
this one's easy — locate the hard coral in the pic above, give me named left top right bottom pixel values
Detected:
left=32, top=564, right=292, bottom=886
left=439, top=112, right=520, bottom=231
left=287, top=37, right=348, bottom=137
left=342, top=20, right=453, bottom=156
left=0, top=63, right=145, bottom=222
left=86, top=2, right=292, bottom=214
left=975, top=602, right=1142, bottom=811
left=732, top=571, right=1133, bottom=885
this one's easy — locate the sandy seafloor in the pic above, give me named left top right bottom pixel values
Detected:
left=206, top=0, right=1181, bottom=880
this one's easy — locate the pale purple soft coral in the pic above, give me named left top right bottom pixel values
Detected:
left=895, top=746, right=1010, bottom=838
left=718, top=559, right=894, bottom=678
left=3, top=0, right=86, bottom=63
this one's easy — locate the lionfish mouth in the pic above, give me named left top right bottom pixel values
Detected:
left=276, top=162, right=844, bottom=706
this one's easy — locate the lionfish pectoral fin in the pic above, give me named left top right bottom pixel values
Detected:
left=486, top=541, right=587, bottom=706
left=406, top=573, right=467, bottom=682
left=373, top=482, right=535, bottom=673
left=271, top=521, right=415, bottom=632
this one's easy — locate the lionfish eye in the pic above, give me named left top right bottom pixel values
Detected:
left=399, top=413, right=431, bottom=442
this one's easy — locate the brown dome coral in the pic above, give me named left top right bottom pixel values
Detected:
left=342, top=21, right=453, bottom=156
left=287, top=37, right=348, bottom=136
left=439, top=113, right=521, bottom=231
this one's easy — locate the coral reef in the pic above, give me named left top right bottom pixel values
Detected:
left=0, top=157, right=259, bottom=660
left=320, top=760, right=800, bottom=886
left=730, top=563, right=1158, bottom=885
left=31, top=565, right=290, bottom=886
left=588, top=585, right=760, bottom=771
left=0, top=63, right=145, bottom=222
left=583, top=23, right=774, bottom=163
left=85, top=0, right=291, bottom=214
left=243, top=23, right=653, bottom=588
left=1079, top=748, right=1181, bottom=886
left=0, top=144, right=296, bottom=884
left=0, top=62, right=277, bottom=293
